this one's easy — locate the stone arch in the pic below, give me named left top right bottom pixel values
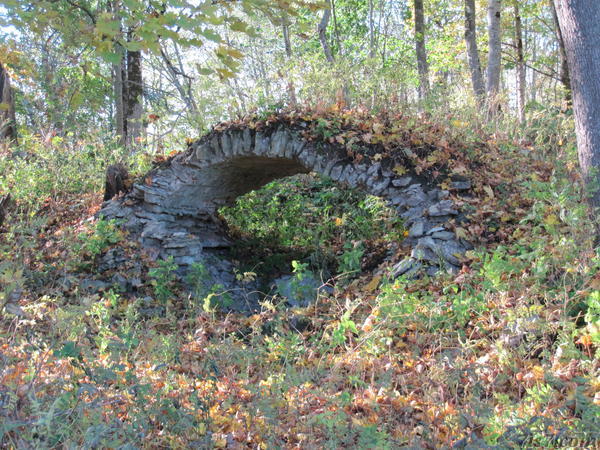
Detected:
left=100, top=123, right=472, bottom=303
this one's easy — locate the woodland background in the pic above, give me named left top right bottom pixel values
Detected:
left=0, top=0, right=599, bottom=448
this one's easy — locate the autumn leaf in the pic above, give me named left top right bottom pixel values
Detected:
left=364, top=275, right=381, bottom=293
left=393, top=164, right=407, bottom=175
left=483, top=185, right=494, bottom=199
left=544, top=214, right=560, bottom=226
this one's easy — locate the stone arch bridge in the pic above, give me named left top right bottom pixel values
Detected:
left=100, top=122, right=473, bottom=300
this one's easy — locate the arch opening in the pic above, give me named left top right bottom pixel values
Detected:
left=218, top=172, right=403, bottom=290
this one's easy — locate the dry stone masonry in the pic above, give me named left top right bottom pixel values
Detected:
left=100, top=123, right=473, bottom=305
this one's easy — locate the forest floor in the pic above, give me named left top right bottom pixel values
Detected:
left=1, top=108, right=599, bottom=448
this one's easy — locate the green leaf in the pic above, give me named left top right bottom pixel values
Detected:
left=195, top=65, right=213, bottom=76
left=54, top=341, right=82, bottom=359
left=229, top=19, right=248, bottom=33
left=98, top=51, right=122, bottom=64
left=124, top=40, right=142, bottom=51
left=200, top=29, right=221, bottom=43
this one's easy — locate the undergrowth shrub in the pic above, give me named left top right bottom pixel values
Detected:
left=220, top=173, right=403, bottom=278
left=0, top=130, right=152, bottom=216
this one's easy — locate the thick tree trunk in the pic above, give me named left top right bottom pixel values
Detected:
left=0, top=63, right=18, bottom=144
left=551, top=1, right=571, bottom=106
left=486, top=0, right=502, bottom=116
left=126, top=48, right=143, bottom=151
left=554, top=0, right=600, bottom=213
left=318, top=1, right=335, bottom=63
left=414, top=0, right=429, bottom=100
left=514, top=2, right=526, bottom=123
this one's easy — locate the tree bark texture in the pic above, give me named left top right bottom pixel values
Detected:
left=514, top=2, right=526, bottom=123
left=126, top=48, right=143, bottom=151
left=318, top=1, right=335, bottom=63
left=551, top=0, right=572, bottom=105
left=104, top=163, right=130, bottom=201
left=113, top=52, right=126, bottom=148
left=281, top=23, right=297, bottom=106
left=0, top=194, right=11, bottom=227
left=486, top=0, right=502, bottom=115
left=464, top=0, right=485, bottom=102
left=0, top=63, right=18, bottom=143
left=554, top=0, right=600, bottom=211
left=414, top=0, right=429, bottom=100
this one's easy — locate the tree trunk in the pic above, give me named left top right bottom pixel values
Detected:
left=414, top=0, right=429, bottom=100
left=0, top=194, right=12, bottom=227
left=551, top=0, right=571, bottom=106
left=554, top=0, right=600, bottom=213
left=125, top=48, right=143, bottom=151
left=486, top=0, right=502, bottom=116
left=368, top=0, right=376, bottom=59
left=514, top=2, right=526, bottom=123
left=464, top=0, right=485, bottom=102
left=0, top=63, right=18, bottom=144
left=104, top=163, right=130, bottom=201
left=318, top=1, right=335, bottom=63
left=281, top=23, right=297, bottom=106
left=113, top=52, right=126, bottom=148
left=531, top=31, right=538, bottom=103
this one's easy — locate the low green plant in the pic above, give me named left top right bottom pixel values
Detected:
left=331, top=308, right=359, bottom=349
left=186, top=261, right=212, bottom=301
left=77, top=218, right=123, bottom=259
left=584, top=290, right=600, bottom=351
left=338, top=241, right=364, bottom=279
left=202, top=284, right=234, bottom=312
left=148, top=256, right=178, bottom=305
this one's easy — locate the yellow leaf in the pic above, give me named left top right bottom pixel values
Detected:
left=213, top=437, right=227, bottom=448
left=531, top=365, right=544, bottom=381
left=373, top=153, right=383, bottom=161
left=365, top=275, right=381, bottom=292
left=451, top=119, right=468, bottom=128
left=577, top=334, right=593, bottom=347
left=372, top=122, right=384, bottom=134
left=451, top=164, right=468, bottom=175
left=361, top=314, right=376, bottom=333
left=455, top=227, right=469, bottom=240
left=334, top=217, right=344, bottom=226
left=544, top=214, right=560, bottom=226
left=393, top=164, right=407, bottom=175
left=483, top=185, right=494, bottom=199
